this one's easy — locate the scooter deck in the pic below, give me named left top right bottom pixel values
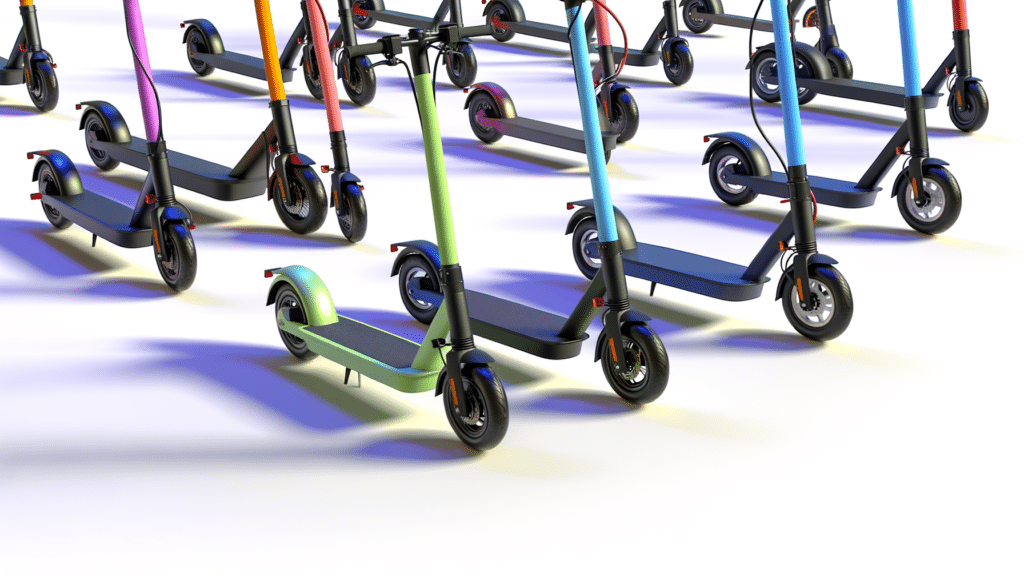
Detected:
left=784, top=76, right=942, bottom=109
left=623, top=243, right=767, bottom=302
left=97, top=136, right=265, bottom=201
left=699, top=12, right=774, bottom=32
left=506, top=20, right=568, bottom=42
left=609, top=47, right=660, bottom=68
left=724, top=167, right=879, bottom=209
left=1, top=57, right=24, bottom=85
left=306, top=315, right=420, bottom=369
left=489, top=116, right=617, bottom=155
left=195, top=50, right=295, bottom=83
left=465, top=290, right=586, bottom=360
left=41, top=189, right=151, bottom=248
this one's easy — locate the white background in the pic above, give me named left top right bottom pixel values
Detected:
left=1, top=1, right=1021, bottom=582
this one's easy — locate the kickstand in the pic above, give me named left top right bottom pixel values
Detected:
left=343, top=368, right=362, bottom=388
left=649, top=282, right=657, bottom=296
left=91, top=233, right=98, bottom=248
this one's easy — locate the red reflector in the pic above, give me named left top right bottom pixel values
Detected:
left=30, top=192, right=42, bottom=200
left=264, top=270, right=273, bottom=278
left=52, top=63, right=57, bottom=68
left=26, top=153, right=34, bottom=159
left=703, top=136, right=709, bottom=142
left=777, top=241, right=785, bottom=251
left=321, top=165, right=330, bottom=173
left=359, top=185, right=364, bottom=190
left=592, top=298, right=604, bottom=308
left=188, top=224, right=196, bottom=231
left=180, top=23, right=185, bottom=28
left=75, top=103, right=82, bottom=110
left=567, top=203, right=574, bottom=209
left=390, top=245, right=399, bottom=252
left=463, top=88, right=469, bottom=93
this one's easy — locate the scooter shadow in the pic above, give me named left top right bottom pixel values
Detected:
left=151, top=69, right=268, bottom=99
left=350, top=431, right=478, bottom=462
left=0, top=103, right=39, bottom=116
left=440, top=137, right=580, bottom=173
left=86, top=172, right=242, bottom=227
left=472, top=38, right=571, bottom=58
left=707, top=329, right=822, bottom=353
left=630, top=193, right=843, bottom=231
left=754, top=100, right=966, bottom=136
left=206, top=225, right=355, bottom=249
left=0, top=219, right=127, bottom=277
left=519, top=389, right=639, bottom=416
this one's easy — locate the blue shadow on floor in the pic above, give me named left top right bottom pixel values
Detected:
left=152, top=69, right=267, bottom=99
left=522, top=390, right=638, bottom=416
left=350, top=432, right=477, bottom=462
left=0, top=219, right=125, bottom=277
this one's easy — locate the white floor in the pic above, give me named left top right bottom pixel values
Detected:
left=1, top=1, right=1021, bottom=582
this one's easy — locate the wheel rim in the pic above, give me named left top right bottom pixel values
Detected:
left=338, top=192, right=353, bottom=234
left=276, top=289, right=307, bottom=351
left=448, top=50, right=464, bottom=78
left=611, top=337, right=648, bottom=390
left=686, top=1, right=708, bottom=27
left=452, top=380, right=486, bottom=438
left=280, top=177, right=311, bottom=219
left=40, top=171, right=62, bottom=223
left=187, top=31, right=207, bottom=71
left=404, top=266, right=435, bottom=311
left=715, top=154, right=747, bottom=194
left=347, top=61, right=364, bottom=94
left=755, top=56, right=809, bottom=98
left=952, top=92, right=977, bottom=127
left=28, top=65, right=44, bottom=101
left=472, top=97, right=497, bottom=133
left=578, top=227, right=601, bottom=272
left=903, top=176, right=946, bottom=223
left=489, top=6, right=511, bottom=39
left=789, top=277, right=836, bottom=328
left=86, top=119, right=108, bottom=164
left=353, top=2, right=371, bottom=25
left=159, top=230, right=181, bottom=281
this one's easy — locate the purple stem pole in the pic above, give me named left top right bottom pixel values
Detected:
left=123, top=0, right=160, bottom=143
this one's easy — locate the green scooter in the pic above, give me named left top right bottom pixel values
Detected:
left=265, top=25, right=508, bottom=450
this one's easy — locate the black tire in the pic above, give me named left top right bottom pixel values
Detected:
left=302, top=45, right=324, bottom=101
left=445, top=42, right=477, bottom=88
left=822, top=46, right=854, bottom=79
left=708, top=145, right=757, bottom=206
left=156, top=223, right=198, bottom=292
left=274, top=283, right=316, bottom=360
left=27, top=60, right=58, bottom=112
left=82, top=111, right=119, bottom=171
left=682, top=0, right=714, bottom=34
left=948, top=80, right=989, bottom=133
left=341, top=56, right=377, bottom=107
left=352, top=1, right=377, bottom=29
left=271, top=165, right=329, bottom=235
left=571, top=217, right=601, bottom=280
left=398, top=255, right=441, bottom=324
left=185, top=28, right=215, bottom=76
left=441, top=365, right=509, bottom=450
left=750, top=50, right=817, bottom=105
left=336, top=182, right=367, bottom=242
left=466, top=90, right=504, bottom=144
left=604, top=89, right=639, bottom=143
left=600, top=323, right=669, bottom=404
left=484, top=1, right=518, bottom=42
left=782, top=265, right=853, bottom=341
left=663, top=39, right=694, bottom=86
left=36, top=161, right=72, bottom=230
left=893, top=165, right=962, bottom=234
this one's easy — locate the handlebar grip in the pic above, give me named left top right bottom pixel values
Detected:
left=345, top=40, right=385, bottom=59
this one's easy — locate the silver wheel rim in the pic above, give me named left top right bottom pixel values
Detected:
left=755, top=56, right=809, bottom=98
left=405, top=267, right=434, bottom=311
left=687, top=2, right=708, bottom=26
left=579, top=227, right=601, bottom=271
left=789, top=277, right=835, bottom=328
left=715, top=154, right=746, bottom=194
left=904, top=177, right=946, bottom=223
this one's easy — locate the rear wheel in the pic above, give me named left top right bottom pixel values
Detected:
left=600, top=323, right=669, bottom=404
left=352, top=0, right=377, bottom=29
left=682, top=0, right=715, bottom=34
left=442, top=366, right=509, bottom=451
left=341, top=56, right=377, bottom=107
left=398, top=255, right=441, bottom=324
left=27, top=60, right=59, bottom=112
left=571, top=217, right=600, bottom=280
left=156, top=223, right=197, bottom=292
left=467, top=90, right=504, bottom=144
left=751, top=50, right=817, bottom=105
left=274, top=283, right=316, bottom=360
left=484, top=1, right=519, bottom=42
left=271, top=165, right=328, bottom=235
left=185, top=28, right=215, bottom=76
left=445, top=42, right=477, bottom=88
left=36, top=161, right=72, bottom=229
left=708, top=145, right=757, bottom=206
left=83, top=111, right=119, bottom=171
left=336, top=182, right=367, bottom=242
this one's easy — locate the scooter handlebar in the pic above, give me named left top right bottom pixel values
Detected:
left=342, top=25, right=460, bottom=60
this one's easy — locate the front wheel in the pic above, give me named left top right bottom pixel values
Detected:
left=600, top=323, right=669, bottom=404
left=398, top=254, right=442, bottom=324
left=341, top=57, right=377, bottom=107
left=27, top=60, right=59, bottom=112
left=571, top=217, right=600, bottom=280
left=751, top=50, right=817, bottom=105
left=894, top=166, right=962, bottom=234
left=445, top=42, right=477, bottom=88
left=302, top=45, right=324, bottom=101
left=36, top=160, right=72, bottom=229
left=949, top=80, right=989, bottom=133
left=336, top=182, right=367, bottom=242
left=274, top=283, right=316, bottom=360
left=663, top=39, right=694, bottom=86
left=156, top=223, right=198, bottom=292
left=442, top=366, right=509, bottom=451
left=708, top=145, right=757, bottom=206
left=466, top=91, right=505, bottom=144
left=682, top=0, right=715, bottom=34
left=782, top=265, right=853, bottom=341
left=604, top=89, right=640, bottom=143
left=271, top=165, right=329, bottom=235
left=82, top=111, right=119, bottom=171
left=352, top=1, right=378, bottom=29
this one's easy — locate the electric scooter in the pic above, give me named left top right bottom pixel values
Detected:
left=84, top=0, right=342, bottom=238
left=681, top=0, right=805, bottom=35
left=267, top=25, right=509, bottom=450
left=566, top=0, right=853, bottom=341
left=483, top=0, right=694, bottom=88
left=716, top=0, right=961, bottom=234
left=799, top=0, right=987, bottom=131
left=28, top=0, right=197, bottom=292
left=2, top=0, right=58, bottom=111
left=395, top=0, right=670, bottom=404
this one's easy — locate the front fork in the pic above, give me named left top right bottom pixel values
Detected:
left=8, top=4, right=51, bottom=73
left=904, top=95, right=930, bottom=206
left=787, top=165, right=817, bottom=309
left=268, top=100, right=299, bottom=206
left=950, top=29, right=973, bottom=114
left=597, top=240, right=632, bottom=375
left=145, top=141, right=193, bottom=260
left=440, top=264, right=473, bottom=416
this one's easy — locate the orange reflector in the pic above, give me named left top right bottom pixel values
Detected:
left=911, top=177, right=919, bottom=196
left=896, top=146, right=904, bottom=155
left=153, top=230, right=161, bottom=254
left=321, top=165, right=330, bottom=173
left=359, top=185, right=364, bottom=191
left=592, top=298, right=604, bottom=308
left=450, top=379, right=458, bottom=406
left=390, top=245, right=398, bottom=252
left=778, top=241, right=785, bottom=251
left=30, top=192, right=41, bottom=200
left=189, top=224, right=196, bottom=231
left=796, top=278, right=804, bottom=302
left=609, top=339, right=618, bottom=363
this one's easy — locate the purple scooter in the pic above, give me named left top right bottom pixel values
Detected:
left=28, top=0, right=197, bottom=292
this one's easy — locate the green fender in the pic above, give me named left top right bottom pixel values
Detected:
left=265, top=265, right=338, bottom=327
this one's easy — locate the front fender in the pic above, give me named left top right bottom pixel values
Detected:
left=702, top=132, right=771, bottom=177
left=181, top=19, right=225, bottom=55
left=265, top=265, right=339, bottom=327
left=77, top=101, right=132, bottom=144
left=286, top=153, right=316, bottom=167
left=464, top=82, right=517, bottom=119
left=390, top=240, right=441, bottom=277
left=460, top=348, right=495, bottom=366
left=774, top=254, right=838, bottom=300
left=28, top=150, right=84, bottom=195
